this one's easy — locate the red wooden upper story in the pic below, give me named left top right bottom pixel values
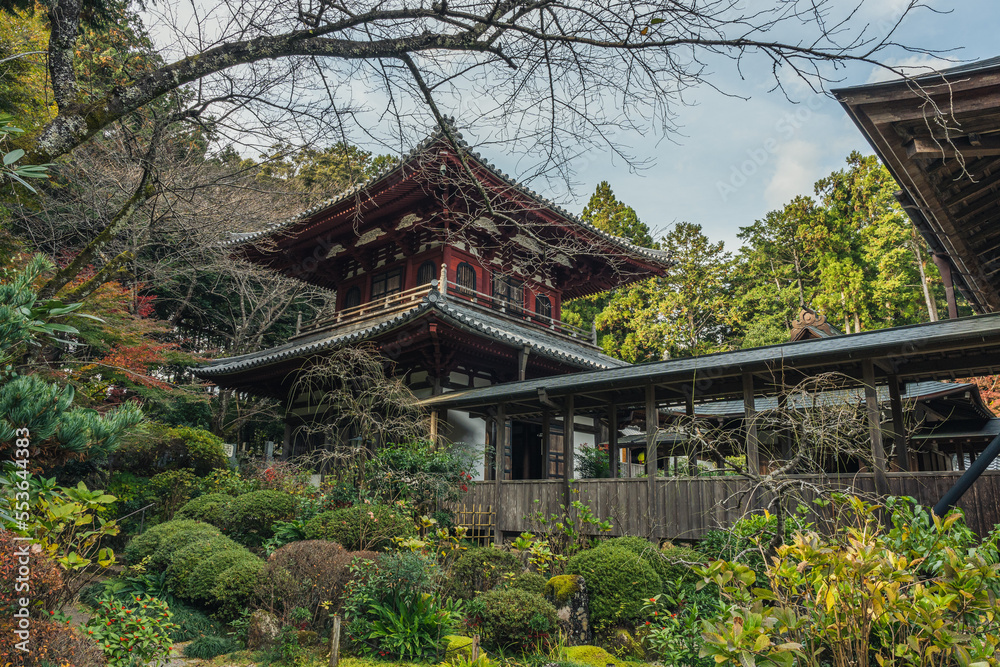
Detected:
left=227, top=124, right=671, bottom=339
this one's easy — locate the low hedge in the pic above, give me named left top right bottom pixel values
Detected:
left=565, top=545, right=661, bottom=630
left=303, top=504, right=415, bottom=551
left=597, top=536, right=704, bottom=594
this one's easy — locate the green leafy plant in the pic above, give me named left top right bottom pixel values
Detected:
left=527, top=494, right=613, bottom=559
left=227, top=489, right=299, bottom=546
left=83, top=594, right=176, bottom=667
left=183, top=634, right=240, bottom=659
left=448, top=546, right=523, bottom=598
left=304, top=502, right=416, bottom=550
left=0, top=114, right=50, bottom=192
left=465, top=588, right=559, bottom=653
left=638, top=594, right=712, bottom=667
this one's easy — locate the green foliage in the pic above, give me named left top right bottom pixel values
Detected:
left=565, top=545, right=661, bottom=630
left=146, top=468, right=200, bottom=521
left=211, top=557, right=266, bottom=621
left=164, top=425, right=229, bottom=475
left=697, top=495, right=1000, bottom=667
left=164, top=533, right=243, bottom=597
left=561, top=645, right=623, bottom=667
left=598, top=537, right=704, bottom=594
left=183, top=634, right=240, bottom=659
left=228, top=489, right=299, bottom=546
left=884, top=495, right=982, bottom=577
left=449, top=547, right=523, bottom=598
left=362, top=440, right=476, bottom=513
left=186, top=548, right=263, bottom=604
left=577, top=445, right=610, bottom=479
left=167, top=602, right=226, bottom=642
left=123, top=519, right=220, bottom=567
left=343, top=551, right=460, bottom=661
left=528, top=497, right=614, bottom=559
left=638, top=594, right=714, bottom=667
left=174, top=492, right=235, bottom=527
left=84, top=594, right=177, bottom=667
left=466, top=588, right=559, bottom=652
left=508, top=571, right=548, bottom=597
left=0, top=114, right=50, bottom=193
left=304, top=503, right=415, bottom=551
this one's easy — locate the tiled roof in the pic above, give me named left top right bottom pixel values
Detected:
left=223, top=118, right=671, bottom=267
left=419, top=313, right=1000, bottom=410
left=193, top=287, right=627, bottom=378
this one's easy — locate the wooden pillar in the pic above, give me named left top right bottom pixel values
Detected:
left=484, top=416, right=494, bottom=480
left=282, top=421, right=293, bottom=461
left=493, top=403, right=506, bottom=546
left=887, top=374, right=909, bottom=472
left=932, top=254, right=959, bottom=320
left=645, top=384, right=658, bottom=537
left=685, top=394, right=697, bottom=476
left=742, top=373, right=760, bottom=477
left=608, top=403, right=619, bottom=479
left=429, top=410, right=439, bottom=450
left=956, top=443, right=966, bottom=471
left=541, top=411, right=551, bottom=479
left=563, top=395, right=575, bottom=506
left=862, top=360, right=890, bottom=496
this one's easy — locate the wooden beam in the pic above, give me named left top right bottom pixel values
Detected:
left=742, top=373, right=760, bottom=477
left=608, top=403, right=619, bottom=479
left=493, top=403, right=506, bottom=546
left=518, top=345, right=531, bottom=382
left=905, top=135, right=1000, bottom=159
left=563, top=394, right=575, bottom=507
left=862, top=360, right=890, bottom=496
left=645, top=384, right=658, bottom=537
left=887, top=375, right=909, bottom=472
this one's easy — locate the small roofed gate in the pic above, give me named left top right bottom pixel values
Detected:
left=449, top=471, right=1000, bottom=542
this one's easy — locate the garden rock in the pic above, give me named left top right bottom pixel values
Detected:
left=247, top=610, right=281, bottom=649
left=545, top=574, right=591, bottom=645
left=605, top=628, right=644, bottom=660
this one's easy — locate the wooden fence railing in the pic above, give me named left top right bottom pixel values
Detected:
left=449, top=471, right=1000, bottom=542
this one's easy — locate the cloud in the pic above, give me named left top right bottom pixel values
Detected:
left=866, top=55, right=958, bottom=83
left=763, top=140, right=824, bottom=209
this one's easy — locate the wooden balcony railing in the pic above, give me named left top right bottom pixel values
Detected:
left=296, top=278, right=598, bottom=346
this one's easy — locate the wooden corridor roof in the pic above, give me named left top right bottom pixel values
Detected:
left=835, top=57, right=1000, bottom=313
left=418, top=313, right=1000, bottom=415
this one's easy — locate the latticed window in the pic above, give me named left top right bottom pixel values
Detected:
left=535, top=294, right=552, bottom=320
left=456, top=263, right=477, bottom=294
left=417, top=261, right=436, bottom=285
left=492, top=274, right=524, bottom=312
left=343, top=286, right=361, bottom=309
left=371, top=268, right=403, bottom=300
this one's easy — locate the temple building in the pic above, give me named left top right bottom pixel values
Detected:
left=193, top=123, right=672, bottom=478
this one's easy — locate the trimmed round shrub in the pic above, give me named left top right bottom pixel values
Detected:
left=261, top=540, right=377, bottom=623
left=449, top=547, right=523, bottom=598
left=187, top=549, right=263, bottom=603
left=509, top=571, right=548, bottom=597
left=211, top=557, right=267, bottom=621
left=165, top=534, right=244, bottom=597
left=175, top=493, right=235, bottom=527
left=597, top=537, right=704, bottom=594
left=184, top=635, right=241, bottom=659
left=124, top=519, right=220, bottom=566
left=148, top=522, right=224, bottom=570
left=467, top=588, right=559, bottom=652
left=565, top=545, right=661, bottom=630
left=228, top=490, right=299, bottom=546
left=303, top=504, right=415, bottom=551
left=166, top=425, right=229, bottom=475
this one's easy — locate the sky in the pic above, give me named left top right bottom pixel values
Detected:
left=144, top=0, right=1000, bottom=251
left=542, top=0, right=1000, bottom=250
